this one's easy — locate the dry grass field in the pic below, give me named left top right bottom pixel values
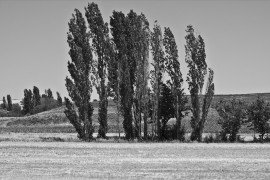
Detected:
left=0, top=142, right=269, bottom=179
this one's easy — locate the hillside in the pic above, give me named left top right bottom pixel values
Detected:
left=1, top=93, right=269, bottom=134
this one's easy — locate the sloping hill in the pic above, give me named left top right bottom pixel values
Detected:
left=1, top=93, right=269, bottom=133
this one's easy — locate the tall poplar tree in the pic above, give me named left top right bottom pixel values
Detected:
left=56, top=92, right=62, bottom=106
left=33, top=86, right=41, bottom=107
left=163, top=27, right=188, bottom=140
left=47, top=89, right=53, bottom=99
left=2, top=97, right=7, bottom=109
left=110, top=11, right=132, bottom=139
left=22, top=89, right=33, bottom=115
left=7, top=95, right=12, bottom=111
left=85, top=2, right=111, bottom=138
left=132, top=13, right=150, bottom=139
left=150, top=21, right=165, bottom=140
left=65, top=9, right=94, bottom=141
left=110, top=10, right=137, bottom=139
left=185, top=25, right=215, bottom=142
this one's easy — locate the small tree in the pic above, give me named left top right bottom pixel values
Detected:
left=6, top=95, right=12, bottom=111
left=47, top=89, right=53, bottom=99
left=2, top=96, right=7, bottom=109
left=56, top=92, right=62, bottom=106
left=185, top=25, right=215, bottom=142
left=247, top=96, right=270, bottom=141
left=216, top=99, right=246, bottom=142
left=159, top=82, right=175, bottom=140
left=11, top=103, right=22, bottom=116
left=33, top=86, right=41, bottom=107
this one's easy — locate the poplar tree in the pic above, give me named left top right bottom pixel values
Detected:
left=150, top=21, right=165, bottom=140
left=2, top=97, right=7, bottom=109
left=56, top=92, right=62, bottom=106
left=33, top=86, right=41, bottom=107
left=65, top=9, right=94, bottom=141
left=7, top=94, right=12, bottom=111
left=85, top=2, right=111, bottom=138
left=47, top=89, right=53, bottom=99
left=22, top=89, right=33, bottom=115
left=110, top=10, right=138, bottom=139
left=185, top=25, right=215, bottom=142
left=133, top=13, right=150, bottom=139
left=110, top=11, right=133, bottom=139
left=163, top=27, right=188, bottom=140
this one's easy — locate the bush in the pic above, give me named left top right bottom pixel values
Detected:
left=32, top=97, right=58, bottom=114
left=0, top=103, right=22, bottom=117
left=164, top=124, right=186, bottom=141
left=11, top=103, right=22, bottom=116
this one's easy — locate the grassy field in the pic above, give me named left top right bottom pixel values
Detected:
left=1, top=93, right=270, bottom=135
left=0, top=142, right=269, bottom=179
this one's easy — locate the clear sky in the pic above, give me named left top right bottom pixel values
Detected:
left=0, top=0, right=269, bottom=100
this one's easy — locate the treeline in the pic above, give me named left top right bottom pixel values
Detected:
left=0, top=87, right=63, bottom=117
left=215, top=97, right=270, bottom=142
left=22, top=87, right=63, bottom=115
left=0, top=94, right=21, bottom=117
left=65, top=2, right=215, bottom=142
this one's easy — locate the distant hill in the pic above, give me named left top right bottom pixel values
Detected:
left=1, top=93, right=269, bottom=134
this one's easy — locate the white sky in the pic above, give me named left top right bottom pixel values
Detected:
left=0, top=0, right=270, bottom=100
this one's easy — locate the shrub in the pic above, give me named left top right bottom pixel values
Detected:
left=32, top=97, right=58, bottom=114
left=11, top=103, right=22, bottom=116
left=164, top=124, right=186, bottom=141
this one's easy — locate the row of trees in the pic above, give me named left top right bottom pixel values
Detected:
left=1, top=95, right=12, bottom=111
left=65, top=2, right=215, bottom=141
left=22, top=87, right=62, bottom=115
left=216, top=97, right=270, bottom=142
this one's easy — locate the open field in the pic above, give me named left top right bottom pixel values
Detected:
left=0, top=142, right=270, bottom=179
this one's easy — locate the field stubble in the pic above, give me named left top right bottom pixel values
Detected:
left=0, top=142, right=270, bottom=179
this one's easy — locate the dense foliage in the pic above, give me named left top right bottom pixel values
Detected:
left=65, top=9, right=94, bottom=141
left=185, top=25, right=215, bottom=142
left=216, top=99, right=246, bottom=142
left=247, top=97, right=270, bottom=140
left=85, top=2, right=111, bottom=138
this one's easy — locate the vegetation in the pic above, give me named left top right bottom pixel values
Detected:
left=3, top=2, right=270, bottom=144
left=185, top=25, right=215, bottom=142
left=33, top=86, right=41, bottom=107
left=65, top=8, right=95, bottom=141
left=163, top=27, right=188, bottom=140
left=216, top=99, right=246, bottom=142
left=22, top=89, right=33, bottom=115
left=247, top=96, right=270, bottom=141
left=7, top=95, right=12, bottom=111
left=2, top=96, right=7, bottom=109
left=85, top=2, right=111, bottom=138
left=150, top=21, right=165, bottom=140
left=159, top=82, right=175, bottom=140
left=56, top=91, right=62, bottom=106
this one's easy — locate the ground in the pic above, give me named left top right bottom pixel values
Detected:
left=0, top=142, right=269, bottom=179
